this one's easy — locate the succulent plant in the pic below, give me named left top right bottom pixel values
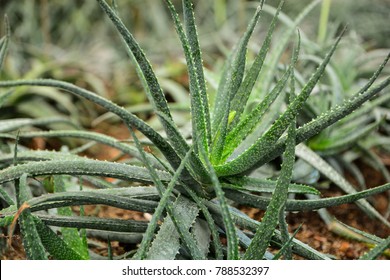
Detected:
left=0, top=0, right=389, bottom=260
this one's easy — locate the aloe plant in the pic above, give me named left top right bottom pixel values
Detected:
left=0, top=0, right=389, bottom=260
left=287, top=19, right=390, bottom=228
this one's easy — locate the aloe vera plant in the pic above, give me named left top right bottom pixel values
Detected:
left=285, top=19, right=390, bottom=231
left=0, top=0, right=390, bottom=260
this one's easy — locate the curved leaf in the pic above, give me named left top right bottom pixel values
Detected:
left=33, top=217, right=87, bottom=260
left=224, top=181, right=390, bottom=212
left=0, top=158, right=172, bottom=185
left=211, top=3, right=264, bottom=164
left=16, top=174, right=47, bottom=259
left=230, top=0, right=284, bottom=126
left=360, top=236, right=390, bottom=260
left=235, top=58, right=390, bottom=172
left=244, top=89, right=296, bottom=259
left=37, top=214, right=148, bottom=233
left=295, top=143, right=390, bottom=227
left=215, top=31, right=343, bottom=176
left=0, top=117, right=78, bottom=133
left=165, top=0, right=211, bottom=154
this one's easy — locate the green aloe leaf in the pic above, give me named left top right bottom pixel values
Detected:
left=16, top=174, right=47, bottom=260
left=92, top=102, right=190, bottom=126
left=35, top=214, right=148, bottom=233
left=96, top=0, right=203, bottom=179
left=272, top=224, right=302, bottom=260
left=74, top=186, right=159, bottom=199
left=0, top=79, right=191, bottom=183
left=278, top=59, right=299, bottom=261
left=0, top=158, right=172, bottom=185
left=181, top=185, right=224, bottom=260
left=27, top=191, right=158, bottom=214
left=2, top=191, right=158, bottom=217
left=222, top=42, right=390, bottom=177
left=293, top=51, right=389, bottom=145
left=145, top=196, right=200, bottom=260
left=155, top=109, right=212, bottom=195
left=223, top=176, right=319, bottom=195
left=182, top=0, right=211, bottom=141
left=244, top=74, right=296, bottom=259
left=205, top=201, right=329, bottom=260
left=253, top=74, right=390, bottom=170
left=205, top=181, right=238, bottom=260
left=309, top=119, right=383, bottom=155
left=0, top=213, right=15, bottom=227
left=359, top=236, right=390, bottom=260
left=52, top=176, right=89, bottom=260
left=33, top=216, right=87, bottom=260
left=223, top=67, right=290, bottom=160
left=10, top=130, right=163, bottom=168
left=199, top=140, right=239, bottom=259
left=295, top=143, right=390, bottom=227
left=224, top=181, right=390, bottom=212
left=229, top=0, right=284, bottom=127
left=134, top=141, right=195, bottom=259
left=315, top=208, right=380, bottom=244
left=211, top=2, right=264, bottom=164
left=252, top=0, right=321, bottom=103
left=216, top=30, right=343, bottom=176
left=165, top=0, right=211, bottom=154
left=336, top=220, right=384, bottom=244
left=130, top=126, right=204, bottom=259
left=342, top=87, right=390, bottom=123
left=192, top=218, right=211, bottom=258
left=34, top=184, right=157, bottom=198
left=96, top=0, right=171, bottom=126
left=0, top=187, right=15, bottom=206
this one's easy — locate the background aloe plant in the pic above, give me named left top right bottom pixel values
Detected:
left=0, top=0, right=389, bottom=260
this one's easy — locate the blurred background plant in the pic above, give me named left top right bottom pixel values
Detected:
left=2, top=0, right=389, bottom=123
